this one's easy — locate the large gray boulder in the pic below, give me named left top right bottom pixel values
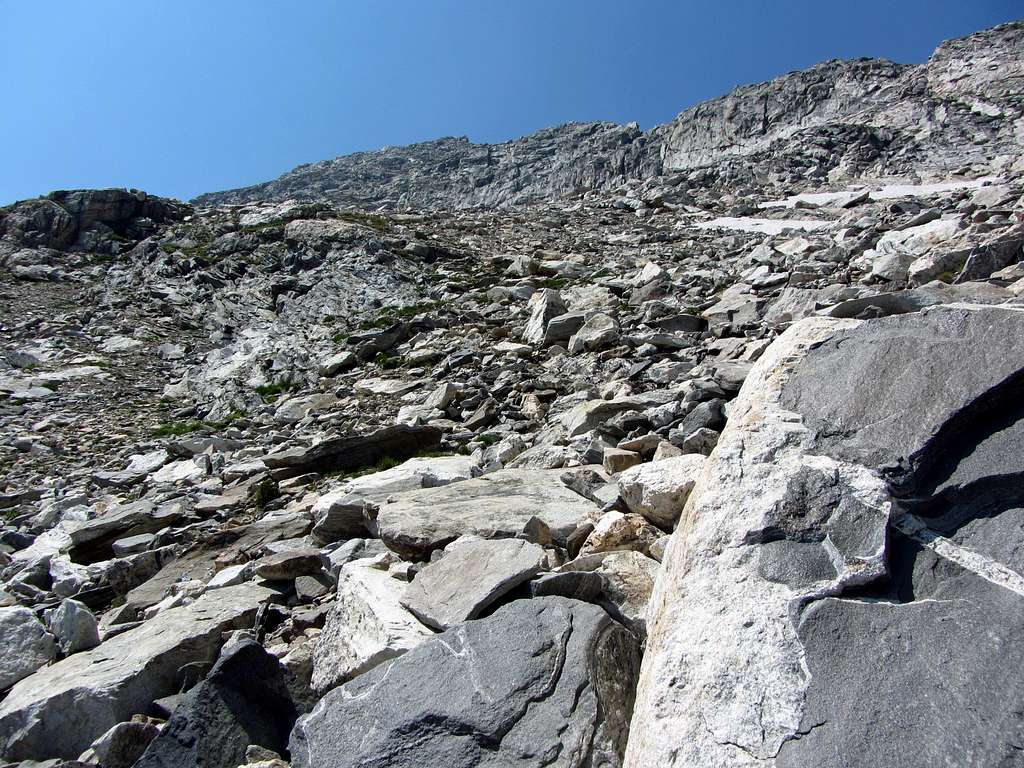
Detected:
left=290, top=597, right=641, bottom=768
left=311, top=455, right=478, bottom=543
left=0, top=607, right=57, bottom=690
left=401, top=538, right=546, bottom=629
left=0, top=583, right=273, bottom=761
left=523, top=289, right=567, bottom=345
left=311, top=561, right=431, bottom=695
left=133, top=639, right=312, bottom=768
left=625, top=304, right=1024, bottom=768
left=373, top=468, right=602, bottom=559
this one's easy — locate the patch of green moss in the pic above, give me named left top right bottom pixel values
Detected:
left=255, top=380, right=300, bottom=402
left=537, top=277, right=569, bottom=290
left=240, top=220, right=286, bottom=234
left=358, top=301, right=442, bottom=331
left=374, top=352, right=402, bottom=370
left=338, top=211, right=390, bottom=231
left=151, top=420, right=206, bottom=438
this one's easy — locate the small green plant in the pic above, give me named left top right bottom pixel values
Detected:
left=476, top=433, right=500, bottom=446
left=374, top=352, right=402, bottom=370
left=537, top=277, right=569, bottom=290
left=248, top=477, right=279, bottom=510
left=332, top=331, right=350, bottom=344
left=255, top=380, right=299, bottom=402
left=338, top=210, right=390, bottom=231
left=358, top=301, right=443, bottom=330
left=151, top=420, right=206, bottom=438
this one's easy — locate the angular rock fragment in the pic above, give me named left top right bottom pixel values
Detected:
left=373, top=468, right=602, bottom=559
left=311, top=561, right=431, bottom=694
left=0, top=583, right=273, bottom=760
left=47, top=598, right=100, bottom=654
left=291, top=597, right=641, bottom=768
left=401, top=537, right=546, bottom=629
left=617, top=454, right=706, bottom=528
left=134, top=639, right=311, bottom=768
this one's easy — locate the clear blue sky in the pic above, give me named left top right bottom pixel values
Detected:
left=1, top=1, right=1020, bottom=205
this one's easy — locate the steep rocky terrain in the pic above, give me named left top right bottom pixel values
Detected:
left=197, top=22, right=1024, bottom=211
left=0, top=19, right=1023, bottom=768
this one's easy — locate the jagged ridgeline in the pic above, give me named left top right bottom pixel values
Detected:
left=0, top=19, right=1022, bottom=768
left=196, top=22, right=1023, bottom=210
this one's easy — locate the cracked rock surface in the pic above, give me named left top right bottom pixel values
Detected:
left=290, top=596, right=641, bottom=768
left=625, top=304, right=1024, bottom=768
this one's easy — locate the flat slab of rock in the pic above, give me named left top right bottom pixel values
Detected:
left=311, top=562, right=431, bottom=694
left=311, top=455, right=478, bottom=543
left=0, top=583, right=274, bottom=761
left=401, top=538, right=546, bottom=629
left=262, top=425, right=441, bottom=475
left=291, top=597, right=641, bottom=768
left=374, top=468, right=602, bottom=559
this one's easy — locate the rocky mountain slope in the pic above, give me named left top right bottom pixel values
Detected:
left=0, top=19, right=1023, bottom=768
left=197, top=22, right=1024, bottom=211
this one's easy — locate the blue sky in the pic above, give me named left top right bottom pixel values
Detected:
left=1, top=1, right=1020, bottom=205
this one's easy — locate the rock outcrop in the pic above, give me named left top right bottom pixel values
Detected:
left=625, top=304, right=1024, bottom=767
left=195, top=23, right=1024, bottom=210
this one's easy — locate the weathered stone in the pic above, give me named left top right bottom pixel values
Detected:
left=543, top=312, right=588, bottom=346
left=0, top=607, right=57, bottom=690
left=0, top=583, right=273, bottom=760
left=252, top=548, right=323, bottom=580
left=523, top=289, right=567, bottom=345
left=579, top=511, right=662, bottom=557
left=317, top=350, right=356, bottom=376
left=617, top=455, right=706, bottom=528
left=567, top=313, right=620, bottom=354
left=291, top=597, right=641, bottom=768
left=602, top=447, right=642, bottom=474
left=401, top=538, right=546, bottom=629
left=134, top=639, right=311, bottom=768
left=373, top=468, right=602, bottom=559
left=47, top=599, right=100, bottom=655
left=311, top=562, right=430, bottom=695
left=79, top=719, right=161, bottom=768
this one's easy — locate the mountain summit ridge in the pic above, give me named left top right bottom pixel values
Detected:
left=195, top=20, right=1024, bottom=210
